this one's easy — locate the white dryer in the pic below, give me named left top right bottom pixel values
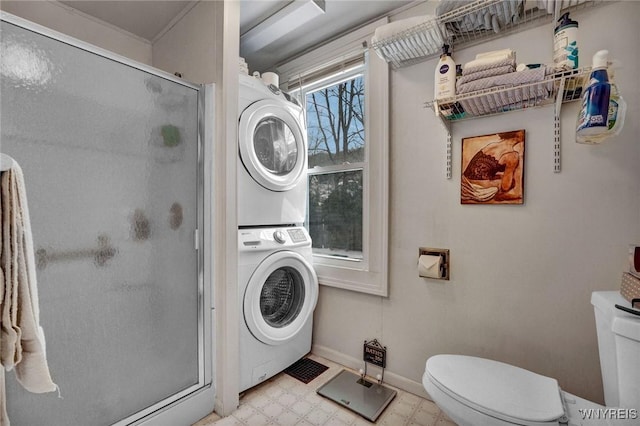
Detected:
left=238, top=73, right=308, bottom=227
left=238, top=226, right=318, bottom=392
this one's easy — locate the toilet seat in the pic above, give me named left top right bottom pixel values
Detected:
left=424, top=355, right=566, bottom=425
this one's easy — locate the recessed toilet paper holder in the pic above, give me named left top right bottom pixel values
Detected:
left=418, top=247, right=450, bottom=280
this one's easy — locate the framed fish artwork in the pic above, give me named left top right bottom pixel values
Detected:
left=461, top=129, right=525, bottom=205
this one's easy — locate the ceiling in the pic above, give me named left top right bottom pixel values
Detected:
left=238, top=0, right=413, bottom=72
left=58, top=0, right=413, bottom=72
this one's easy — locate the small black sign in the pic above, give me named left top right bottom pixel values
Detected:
left=363, top=339, right=386, bottom=368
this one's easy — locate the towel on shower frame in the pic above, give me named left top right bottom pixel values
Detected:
left=1, top=162, right=58, bottom=425
left=436, top=0, right=525, bottom=35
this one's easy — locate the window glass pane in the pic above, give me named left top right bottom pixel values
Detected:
left=254, top=117, right=298, bottom=175
left=306, top=75, right=365, bottom=168
left=308, top=171, right=363, bottom=260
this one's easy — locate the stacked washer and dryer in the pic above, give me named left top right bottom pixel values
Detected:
left=237, top=73, right=319, bottom=392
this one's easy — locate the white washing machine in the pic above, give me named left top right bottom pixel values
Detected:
left=238, top=73, right=308, bottom=227
left=238, top=226, right=318, bottom=392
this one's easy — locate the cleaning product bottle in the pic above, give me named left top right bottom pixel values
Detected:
left=576, top=50, right=611, bottom=143
left=554, top=12, right=578, bottom=70
left=577, top=64, right=626, bottom=144
left=434, top=44, right=456, bottom=100
left=604, top=66, right=626, bottom=137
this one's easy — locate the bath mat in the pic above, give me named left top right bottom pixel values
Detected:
left=317, top=369, right=397, bottom=422
left=284, top=358, right=328, bottom=384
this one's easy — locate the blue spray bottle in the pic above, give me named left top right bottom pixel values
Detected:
left=576, top=50, right=610, bottom=143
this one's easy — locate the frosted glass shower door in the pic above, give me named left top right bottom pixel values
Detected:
left=1, top=18, right=206, bottom=426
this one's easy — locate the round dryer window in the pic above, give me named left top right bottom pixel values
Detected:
left=253, top=117, right=298, bottom=176
left=244, top=251, right=318, bottom=345
left=239, top=99, right=306, bottom=191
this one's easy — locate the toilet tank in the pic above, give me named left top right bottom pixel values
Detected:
left=591, top=291, right=640, bottom=408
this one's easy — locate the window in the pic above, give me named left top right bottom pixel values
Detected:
left=305, top=69, right=365, bottom=261
left=279, top=18, right=389, bottom=296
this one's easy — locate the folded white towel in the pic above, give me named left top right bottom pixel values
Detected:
left=372, top=15, right=445, bottom=64
left=372, top=15, right=437, bottom=42
left=475, top=49, right=515, bottom=60
left=463, top=57, right=517, bottom=76
left=464, top=51, right=515, bottom=69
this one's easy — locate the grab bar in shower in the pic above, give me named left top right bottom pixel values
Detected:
left=36, top=234, right=117, bottom=270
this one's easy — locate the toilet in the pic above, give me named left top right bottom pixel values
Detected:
left=422, top=292, right=640, bottom=426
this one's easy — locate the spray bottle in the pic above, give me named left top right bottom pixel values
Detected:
left=576, top=50, right=611, bottom=143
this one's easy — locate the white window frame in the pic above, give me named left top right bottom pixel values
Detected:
left=278, top=18, right=389, bottom=296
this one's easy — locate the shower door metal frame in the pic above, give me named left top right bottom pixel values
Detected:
left=0, top=11, right=215, bottom=426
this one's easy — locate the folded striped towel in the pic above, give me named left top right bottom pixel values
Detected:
left=458, top=67, right=556, bottom=116
left=458, top=66, right=548, bottom=94
left=456, top=65, right=515, bottom=89
left=538, top=0, right=587, bottom=15
left=437, top=0, right=524, bottom=34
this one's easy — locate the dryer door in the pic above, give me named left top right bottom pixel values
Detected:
left=239, top=99, right=307, bottom=191
left=244, top=251, right=318, bottom=345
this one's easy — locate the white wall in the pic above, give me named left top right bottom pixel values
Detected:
left=151, top=1, right=218, bottom=84
left=0, top=0, right=152, bottom=64
left=313, top=1, right=640, bottom=405
left=152, top=1, right=242, bottom=416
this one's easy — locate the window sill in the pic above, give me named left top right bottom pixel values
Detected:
left=313, top=259, right=388, bottom=297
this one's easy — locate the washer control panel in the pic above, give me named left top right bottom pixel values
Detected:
left=239, top=227, right=310, bottom=250
left=287, top=228, right=308, bottom=243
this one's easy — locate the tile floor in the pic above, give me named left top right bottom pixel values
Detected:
left=193, top=355, right=457, bottom=426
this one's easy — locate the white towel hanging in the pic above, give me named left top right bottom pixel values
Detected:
left=0, top=153, right=16, bottom=171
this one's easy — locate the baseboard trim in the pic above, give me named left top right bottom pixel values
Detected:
left=311, top=344, right=432, bottom=400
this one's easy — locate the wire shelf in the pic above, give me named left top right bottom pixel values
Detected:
left=372, top=0, right=605, bottom=69
left=424, top=67, right=590, bottom=179
left=424, top=67, right=590, bottom=121
left=371, top=18, right=445, bottom=69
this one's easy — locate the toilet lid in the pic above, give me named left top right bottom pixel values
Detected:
left=425, top=355, right=566, bottom=424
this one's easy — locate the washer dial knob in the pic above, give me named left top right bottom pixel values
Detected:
left=273, top=230, right=286, bottom=244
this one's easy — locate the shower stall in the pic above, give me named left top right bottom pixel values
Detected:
left=0, top=12, right=214, bottom=426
